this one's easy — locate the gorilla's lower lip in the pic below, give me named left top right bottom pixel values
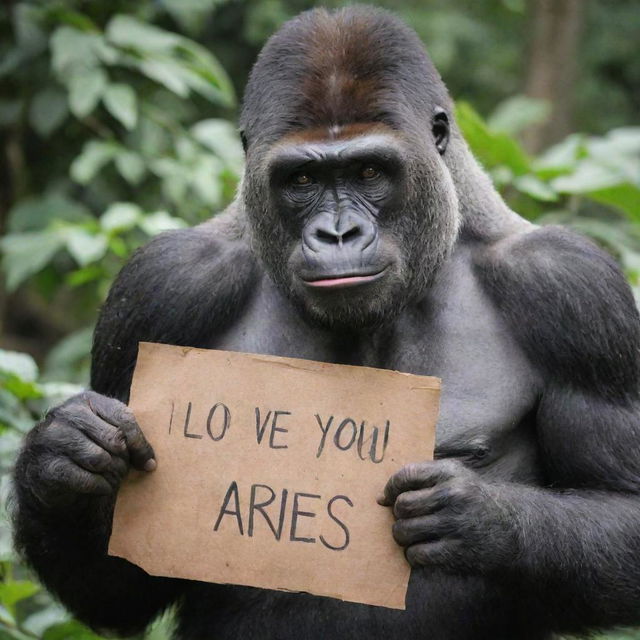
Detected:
left=303, top=270, right=386, bottom=289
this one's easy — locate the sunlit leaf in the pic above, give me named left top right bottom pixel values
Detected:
left=50, top=27, right=113, bottom=76
left=101, top=202, right=142, bottom=232
left=114, top=150, right=145, bottom=184
left=488, top=95, right=550, bottom=135
left=191, top=155, right=223, bottom=206
left=70, top=140, right=117, bottom=184
left=43, top=620, right=104, bottom=640
left=64, top=229, right=108, bottom=266
left=103, top=83, right=137, bottom=129
left=534, top=134, right=585, bottom=176
left=456, top=101, right=531, bottom=175
left=588, top=184, right=640, bottom=222
left=137, top=58, right=190, bottom=96
left=0, top=350, right=38, bottom=382
left=512, top=175, right=558, bottom=202
left=106, top=15, right=182, bottom=52
left=138, top=211, right=187, bottom=235
left=191, top=119, right=244, bottom=173
left=552, top=161, right=626, bottom=193
left=0, top=580, right=40, bottom=610
left=68, top=68, right=107, bottom=118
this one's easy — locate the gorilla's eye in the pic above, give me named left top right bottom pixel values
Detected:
left=291, top=172, right=313, bottom=186
left=360, top=165, right=380, bottom=180
left=432, top=108, right=450, bottom=154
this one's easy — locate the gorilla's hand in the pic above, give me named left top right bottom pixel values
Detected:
left=18, top=391, right=155, bottom=509
left=379, top=459, right=518, bottom=574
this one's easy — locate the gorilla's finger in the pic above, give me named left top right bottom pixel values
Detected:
left=38, top=455, right=113, bottom=499
left=53, top=423, right=113, bottom=473
left=393, top=485, right=453, bottom=519
left=392, top=513, right=457, bottom=547
left=379, top=460, right=463, bottom=506
left=405, top=539, right=463, bottom=568
left=72, top=408, right=128, bottom=457
left=86, top=393, right=156, bottom=471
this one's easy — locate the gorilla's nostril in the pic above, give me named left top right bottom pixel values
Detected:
left=315, top=228, right=340, bottom=244
left=341, top=226, right=361, bottom=243
left=315, top=226, right=361, bottom=245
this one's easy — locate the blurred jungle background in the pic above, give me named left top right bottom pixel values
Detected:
left=0, top=0, right=638, bottom=638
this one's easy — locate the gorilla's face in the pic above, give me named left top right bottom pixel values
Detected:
left=244, top=120, right=459, bottom=330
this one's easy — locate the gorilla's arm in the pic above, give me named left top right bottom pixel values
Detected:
left=486, top=227, right=640, bottom=631
left=384, top=226, right=640, bottom=635
left=13, top=218, right=257, bottom=634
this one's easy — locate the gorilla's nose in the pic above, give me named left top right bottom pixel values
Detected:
left=304, top=212, right=375, bottom=253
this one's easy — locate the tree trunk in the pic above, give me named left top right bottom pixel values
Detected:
left=522, top=0, right=586, bottom=153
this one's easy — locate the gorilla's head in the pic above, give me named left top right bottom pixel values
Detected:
left=239, top=6, right=461, bottom=330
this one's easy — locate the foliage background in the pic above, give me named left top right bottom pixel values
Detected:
left=0, top=0, right=639, bottom=638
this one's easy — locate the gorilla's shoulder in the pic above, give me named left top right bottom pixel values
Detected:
left=104, top=212, right=257, bottom=321
left=474, top=225, right=640, bottom=392
left=90, top=210, right=258, bottom=397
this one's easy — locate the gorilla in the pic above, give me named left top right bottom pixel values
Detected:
left=12, top=6, right=640, bottom=640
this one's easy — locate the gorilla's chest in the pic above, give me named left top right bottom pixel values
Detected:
left=213, top=260, right=542, bottom=483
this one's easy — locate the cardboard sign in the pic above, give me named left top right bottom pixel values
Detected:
left=108, top=342, right=440, bottom=609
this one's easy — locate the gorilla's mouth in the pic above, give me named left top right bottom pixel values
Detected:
left=302, top=268, right=387, bottom=289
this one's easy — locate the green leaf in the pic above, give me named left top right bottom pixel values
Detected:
left=106, top=15, right=182, bottom=53
left=70, top=140, right=117, bottom=184
left=29, top=87, right=69, bottom=136
left=64, top=229, right=108, bottom=266
left=0, top=230, right=65, bottom=291
left=103, top=83, right=137, bottom=129
left=43, top=620, right=105, bottom=640
left=68, top=68, right=107, bottom=118
left=0, top=350, right=38, bottom=382
left=38, top=382, right=85, bottom=402
left=44, top=327, right=93, bottom=381
left=114, top=150, right=145, bottom=184
left=552, top=161, right=625, bottom=193
left=534, top=134, right=585, bottom=175
left=191, top=155, right=223, bottom=206
left=160, top=0, right=221, bottom=33
left=50, top=25, right=117, bottom=73
left=174, top=41, right=235, bottom=106
left=2, top=375, right=42, bottom=401
left=138, top=211, right=187, bottom=235
left=66, top=264, right=105, bottom=287
left=22, top=605, right=69, bottom=638
left=512, top=175, right=558, bottom=202
left=588, top=184, right=640, bottom=222
left=191, top=119, right=244, bottom=173
left=106, top=16, right=234, bottom=106
left=137, top=59, right=190, bottom=97
left=101, top=202, right=142, bottom=232
left=488, top=95, right=550, bottom=135
left=7, top=194, right=92, bottom=233
left=0, top=581, right=40, bottom=610
left=455, top=101, right=531, bottom=175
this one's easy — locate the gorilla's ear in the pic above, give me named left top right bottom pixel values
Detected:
left=240, top=130, right=248, bottom=154
left=432, top=107, right=449, bottom=155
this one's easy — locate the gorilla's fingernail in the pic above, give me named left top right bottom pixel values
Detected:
left=376, top=494, right=387, bottom=505
left=144, top=458, right=157, bottom=472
